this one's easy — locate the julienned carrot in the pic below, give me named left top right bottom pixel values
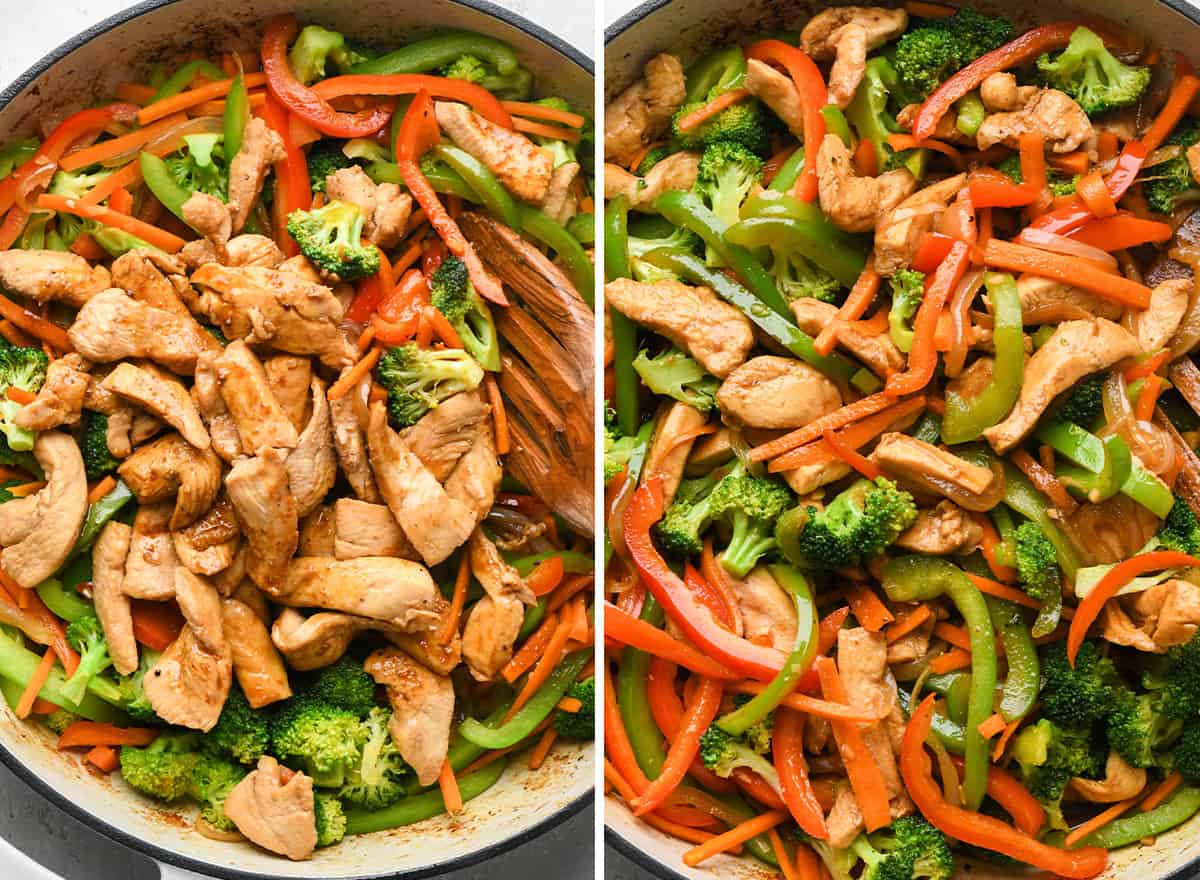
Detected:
left=841, top=581, right=894, bottom=632
left=424, top=305, right=463, bottom=348
left=511, top=118, right=582, bottom=142
left=641, top=811, right=730, bottom=847
left=87, top=476, right=117, bottom=504
left=59, top=112, right=189, bottom=171
left=5, top=386, right=35, bottom=405
left=1077, top=169, right=1117, bottom=219
left=982, top=239, right=1151, bottom=309
left=0, top=295, right=72, bottom=352
left=558, top=696, right=582, bottom=713
left=501, top=100, right=586, bottom=129
left=769, top=828, right=801, bottom=880
left=751, top=390, right=902, bottom=463
left=676, top=89, right=751, bottom=133
left=1065, top=796, right=1140, bottom=847
left=37, top=194, right=186, bottom=253
left=992, top=717, right=1023, bottom=761
left=795, top=843, right=823, bottom=880
left=439, top=758, right=464, bottom=814
left=503, top=612, right=559, bottom=682
left=978, top=712, right=1008, bottom=739
left=546, top=573, right=594, bottom=613
left=887, top=133, right=965, bottom=170
left=977, top=514, right=1019, bottom=583
left=1011, top=448, right=1078, bottom=515
left=85, top=745, right=121, bottom=773
left=633, top=677, right=723, bottom=815
left=727, top=680, right=882, bottom=722
left=568, top=595, right=590, bottom=644
left=327, top=347, right=382, bottom=401
left=6, top=481, right=45, bottom=498
left=1142, top=771, right=1183, bottom=811
left=822, top=428, right=882, bottom=480
left=1125, top=349, right=1171, bottom=382
left=0, top=320, right=35, bottom=348
left=1135, top=374, right=1164, bottom=421
left=1048, top=151, right=1089, bottom=176
left=16, top=649, right=56, bottom=719
left=57, top=721, right=160, bottom=749
left=931, top=649, right=972, bottom=673
left=116, top=82, right=157, bottom=105
left=683, top=810, right=788, bottom=867
left=965, top=572, right=1075, bottom=619
left=854, top=136, right=879, bottom=177
left=438, top=552, right=471, bottom=646
left=130, top=599, right=184, bottom=651
left=816, top=656, right=892, bottom=831
left=529, top=726, right=558, bottom=769
left=768, top=396, right=926, bottom=472
left=506, top=614, right=573, bottom=719
left=887, top=605, right=933, bottom=643
left=814, top=257, right=879, bottom=356
left=137, top=71, right=268, bottom=124
left=1142, top=74, right=1200, bottom=151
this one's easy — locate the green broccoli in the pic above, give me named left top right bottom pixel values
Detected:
left=48, top=169, right=113, bottom=200
left=1157, top=495, right=1200, bottom=556
left=374, top=343, right=485, bottom=429
left=441, top=54, right=488, bottom=83
left=554, top=677, right=595, bottom=740
left=1147, top=632, right=1200, bottom=720
left=304, top=656, right=378, bottom=718
left=730, top=694, right=773, bottom=754
left=709, top=469, right=794, bottom=577
left=1040, top=641, right=1127, bottom=729
left=0, top=345, right=48, bottom=452
left=698, top=724, right=781, bottom=790
left=627, top=224, right=702, bottom=284
left=631, top=348, right=719, bottom=413
left=338, top=706, right=411, bottom=809
left=1011, top=718, right=1104, bottom=829
left=887, top=269, right=926, bottom=353
left=604, top=408, right=638, bottom=485
left=1106, top=691, right=1182, bottom=769
left=850, top=816, right=954, bottom=880
left=61, top=614, right=112, bottom=706
left=1014, top=521, right=1063, bottom=637
left=846, top=57, right=928, bottom=181
left=207, top=685, right=269, bottom=765
left=119, top=732, right=202, bottom=801
left=270, top=694, right=364, bottom=787
left=894, top=10, right=1013, bottom=101
left=165, top=134, right=228, bottom=201
left=79, top=411, right=118, bottom=480
left=430, top=255, right=500, bottom=372
left=769, top=249, right=842, bottom=305
left=671, top=97, right=773, bottom=155
left=189, top=754, right=246, bottom=832
left=1174, top=724, right=1200, bottom=783
left=997, top=152, right=1080, bottom=197
left=694, top=141, right=763, bottom=261
left=439, top=55, right=533, bottom=100
left=529, top=97, right=580, bottom=168
left=1142, top=121, right=1200, bottom=214
left=1053, top=371, right=1106, bottom=428
left=117, top=649, right=163, bottom=724
left=315, top=792, right=347, bottom=848
left=288, top=26, right=367, bottom=84
left=636, top=145, right=671, bottom=176
left=44, top=708, right=79, bottom=735
left=655, top=468, right=727, bottom=557
left=285, top=200, right=381, bottom=281
left=784, top=477, right=918, bottom=570
left=0, top=139, right=37, bottom=181
left=1035, top=27, right=1150, bottom=116
left=306, top=140, right=354, bottom=192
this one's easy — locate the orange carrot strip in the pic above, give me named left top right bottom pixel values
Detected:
left=557, top=696, right=583, bottom=713
left=327, top=347, right=381, bottom=400
left=87, top=476, right=117, bottom=504
left=1124, top=349, right=1170, bottom=382
left=116, top=83, right=157, bottom=104
left=529, top=726, right=558, bottom=769
left=642, top=811, right=732, bottom=847
left=5, top=386, right=35, bottom=405
left=1048, top=151, right=1089, bottom=176
left=485, top=374, right=509, bottom=455
left=390, top=240, right=423, bottom=278
left=425, top=306, right=463, bottom=348
left=683, top=810, right=787, bottom=867
left=0, top=320, right=36, bottom=348
left=983, top=238, right=1151, bottom=309
left=438, top=551, right=471, bottom=645
left=511, top=118, right=581, bottom=142
left=887, top=133, right=965, bottom=170
left=1142, top=772, right=1183, bottom=811
left=751, top=390, right=900, bottom=463
left=507, top=615, right=573, bottom=718
left=16, top=650, right=56, bottom=719
left=57, top=721, right=160, bottom=749
left=85, top=745, right=120, bottom=773
left=795, top=843, right=823, bottom=880
left=527, top=556, right=566, bottom=598
left=854, top=136, right=879, bottom=177
left=568, top=595, right=590, bottom=643
left=501, top=100, right=585, bottom=128
left=1065, top=796, right=1140, bottom=847
left=965, top=572, right=1074, bottom=619
left=60, top=112, right=189, bottom=170
left=841, top=581, right=895, bottom=632
left=137, top=72, right=268, bottom=124
left=1011, top=448, right=1078, bottom=515
left=1142, top=75, right=1200, bottom=151
left=727, top=680, right=883, bottom=722
left=815, top=256, right=879, bottom=356
left=992, top=717, right=1023, bottom=760
left=769, top=828, right=801, bottom=880
left=817, top=656, right=892, bottom=831
left=129, top=599, right=184, bottom=651
left=978, top=712, right=1007, bottom=739
left=1077, top=169, right=1117, bottom=219
left=977, top=514, right=1019, bottom=583
left=905, top=0, right=957, bottom=17
left=6, top=481, right=46, bottom=497
left=1135, top=374, right=1163, bottom=422
left=37, top=194, right=185, bottom=253
left=0, top=295, right=72, bottom=351
left=886, top=605, right=933, bottom=643
left=821, top=427, right=882, bottom=480
left=627, top=140, right=662, bottom=174
left=768, top=395, right=926, bottom=472
left=930, top=649, right=972, bottom=673
left=546, top=574, right=594, bottom=614
left=503, top=612, right=559, bottom=683
left=439, top=758, right=464, bottom=814
left=677, top=89, right=751, bottom=132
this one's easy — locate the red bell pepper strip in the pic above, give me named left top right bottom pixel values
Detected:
left=631, top=676, right=723, bottom=816
left=1067, top=213, right=1173, bottom=251
left=902, top=695, right=1109, bottom=878
left=261, top=15, right=392, bottom=138
left=886, top=240, right=971, bottom=396
left=261, top=94, right=313, bottom=257
left=1029, top=141, right=1147, bottom=236
left=948, top=755, right=1044, bottom=837
left=744, top=40, right=827, bottom=203
left=622, top=478, right=789, bottom=682
left=967, top=170, right=1036, bottom=209
left=313, top=74, right=513, bottom=129
left=604, top=602, right=738, bottom=679
left=910, top=232, right=956, bottom=272
left=773, top=707, right=829, bottom=839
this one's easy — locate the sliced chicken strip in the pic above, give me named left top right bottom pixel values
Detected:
left=68, top=288, right=209, bottom=375
left=1130, top=578, right=1200, bottom=649
left=745, top=59, right=805, bottom=137
left=227, top=117, right=286, bottom=232
left=174, top=568, right=225, bottom=656
left=977, top=88, right=1093, bottom=153
left=732, top=568, right=798, bottom=653
left=333, top=498, right=416, bottom=560
left=0, top=494, right=38, bottom=546
left=0, top=249, right=110, bottom=307
left=118, top=433, right=222, bottom=530
left=717, top=356, right=842, bottom=430
left=101, top=362, right=209, bottom=449
left=1016, top=275, right=1123, bottom=323
left=896, top=501, right=983, bottom=555
left=14, top=353, right=90, bottom=431
left=92, top=521, right=137, bottom=675
left=145, top=621, right=232, bottom=732
left=541, top=161, right=581, bottom=225
left=272, top=607, right=370, bottom=671
left=172, top=495, right=239, bottom=576
left=398, top=390, right=489, bottom=481
left=225, top=448, right=298, bottom=594
left=603, top=152, right=701, bottom=212
left=330, top=388, right=380, bottom=502
left=192, top=351, right=241, bottom=463
left=605, top=53, right=687, bottom=166
left=817, top=135, right=916, bottom=233
left=222, top=598, right=291, bottom=708
left=123, top=502, right=178, bottom=600
left=298, top=506, right=336, bottom=557
left=443, top=418, right=502, bottom=525
left=791, top=298, right=905, bottom=377
left=470, top=529, right=536, bottom=604
left=642, top=401, right=707, bottom=507
left=462, top=594, right=526, bottom=682
left=285, top=377, right=336, bottom=517
left=781, top=459, right=852, bottom=497
left=224, top=756, right=316, bottom=861
left=1071, top=751, right=1147, bottom=803
left=980, top=72, right=1038, bottom=112
left=387, top=627, right=462, bottom=677
left=1129, top=279, right=1191, bottom=353
left=182, top=192, right=232, bottom=256
left=364, top=647, right=455, bottom=786
left=213, top=340, right=300, bottom=453
left=436, top=102, right=554, bottom=203
left=111, top=250, right=191, bottom=313
left=262, top=355, right=312, bottom=432
left=801, top=7, right=907, bottom=107
left=325, top=165, right=412, bottom=249
left=277, top=557, right=444, bottom=629
left=872, top=432, right=996, bottom=497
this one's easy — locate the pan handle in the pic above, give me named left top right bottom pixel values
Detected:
left=157, top=863, right=212, bottom=879
left=0, top=834, right=60, bottom=879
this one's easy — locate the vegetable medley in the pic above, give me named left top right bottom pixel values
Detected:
left=0, top=15, right=594, bottom=862
left=603, top=2, right=1200, bottom=876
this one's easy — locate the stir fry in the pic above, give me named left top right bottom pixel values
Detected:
left=0, top=15, right=594, bottom=862
left=603, top=2, right=1200, bottom=876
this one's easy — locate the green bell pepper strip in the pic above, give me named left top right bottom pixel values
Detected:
left=566, top=212, right=594, bottom=245
left=1122, top=458, right=1175, bottom=518
left=350, top=32, right=520, bottom=77
left=820, top=105, right=853, bottom=147
left=151, top=59, right=226, bottom=103
left=897, top=687, right=966, bottom=754
left=654, top=190, right=792, bottom=319
left=1081, top=786, right=1200, bottom=849
left=344, top=758, right=508, bottom=835
left=223, top=74, right=249, bottom=160
left=1036, top=418, right=1170, bottom=513
left=510, top=550, right=593, bottom=576
left=684, top=46, right=747, bottom=103
left=431, top=143, right=520, bottom=230
left=365, top=157, right=478, bottom=201
left=0, top=628, right=124, bottom=720
left=941, top=273, right=1023, bottom=444
left=716, top=565, right=816, bottom=736
left=768, top=148, right=807, bottom=194
left=988, top=504, right=1018, bottom=568
left=458, top=649, right=592, bottom=749
left=925, top=672, right=972, bottom=726
left=445, top=700, right=512, bottom=772
left=517, top=599, right=547, bottom=640
left=1057, top=434, right=1131, bottom=503
left=70, top=480, right=134, bottom=557
left=619, top=598, right=665, bottom=778
left=955, top=92, right=986, bottom=137
left=35, top=579, right=92, bottom=623
left=140, top=152, right=194, bottom=225
left=605, top=195, right=641, bottom=436
left=733, top=193, right=869, bottom=288
left=642, top=249, right=858, bottom=383
left=516, top=205, right=594, bottom=305
left=987, top=597, right=1038, bottom=722
left=912, top=412, right=942, bottom=445
left=882, top=555, right=996, bottom=810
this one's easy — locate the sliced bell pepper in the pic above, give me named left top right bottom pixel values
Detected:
left=349, top=31, right=521, bottom=79
left=1082, top=786, right=1200, bottom=848
left=1056, top=434, right=1132, bottom=504
left=313, top=73, right=512, bottom=128
left=604, top=194, right=640, bottom=435
left=260, top=93, right=314, bottom=257
left=886, top=240, right=970, bottom=396
left=223, top=73, right=250, bottom=159
left=987, top=598, right=1038, bottom=722
left=1027, top=141, right=1147, bottom=236
left=1068, top=213, right=1173, bottom=251
left=618, top=597, right=666, bottom=779
left=430, top=143, right=520, bottom=229
left=773, top=707, right=828, bottom=839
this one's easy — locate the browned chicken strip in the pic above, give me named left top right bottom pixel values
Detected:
left=436, top=102, right=554, bottom=204
left=101, top=362, right=210, bottom=449
left=213, top=340, right=300, bottom=453
left=333, top=498, right=415, bottom=560
left=14, top=353, right=90, bottom=431
left=262, top=354, right=312, bottom=432
left=225, top=448, right=298, bottom=594
left=365, top=647, right=455, bottom=786
left=0, top=249, right=111, bottom=307
left=123, top=502, right=179, bottom=600
left=222, top=597, right=292, bottom=708
left=172, top=495, right=239, bottom=576
left=92, top=521, right=137, bottom=675
left=605, top=53, right=686, bottom=166
left=68, top=288, right=211, bottom=375
left=284, top=378, right=336, bottom=517
left=277, top=557, right=443, bottom=629
left=325, top=165, right=412, bottom=249
left=399, top=390, right=489, bottom=481
left=227, top=117, right=286, bottom=232
left=224, top=756, right=316, bottom=861
left=118, top=433, right=222, bottom=530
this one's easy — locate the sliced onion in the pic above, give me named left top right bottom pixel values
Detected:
left=1062, top=493, right=1160, bottom=566
left=14, top=161, right=55, bottom=213
left=945, top=270, right=984, bottom=378
left=1017, top=227, right=1119, bottom=269
left=1132, top=419, right=1177, bottom=474
left=194, top=816, right=244, bottom=842
left=1169, top=259, right=1200, bottom=358
left=929, top=735, right=963, bottom=807
left=889, top=202, right=946, bottom=223
left=102, top=115, right=222, bottom=168
left=1145, top=144, right=1184, bottom=168
left=1020, top=302, right=1096, bottom=323
left=1100, top=370, right=1136, bottom=442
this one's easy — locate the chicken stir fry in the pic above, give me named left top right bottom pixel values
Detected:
left=605, top=7, right=1200, bottom=879
left=0, top=17, right=593, bottom=863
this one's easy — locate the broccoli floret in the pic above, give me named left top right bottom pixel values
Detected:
left=285, top=200, right=381, bottom=281
left=631, top=348, right=719, bottom=413
left=888, top=269, right=925, bottom=353
left=338, top=706, right=411, bottom=809
left=1011, top=718, right=1104, bottom=829
left=288, top=25, right=358, bottom=84
left=207, top=685, right=269, bottom=765
left=304, top=656, right=378, bottom=718
left=997, top=152, right=1079, bottom=197
left=0, top=345, right=47, bottom=452
left=1014, top=521, right=1062, bottom=634
left=189, top=754, right=246, bottom=832
left=374, top=343, right=485, bottom=429
left=671, top=97, right=773, bottom=155
left=1106, top=691, right=1183, bottom=769
left=44, top=708, right=79, bottom=735
left=1035, top=27, right=1150, bottom=116
left=894, top=10, right=1013, bottom=101
left=306, top=140, right=354, bottom=192
left=48, top=169, right=112, bottom=200
left=694, top=141, right=763, bottom=258
left=1054, top=371, right=1106, bottom=428
left=770, top=249, right=842, bottom=305
left=441, top=54, right=489, bottom=83
left=165, top=133, right=227, bottom=201
left=1142, top=121, right=1200, bottom=214
left=315, top=792, right=347, bottom=848
left=851, top=816, right=954, bottom=880
left=1041, top=641, right=1127, bottom=729
left=1175, top=725, right=1200, bottom=783
left=555, top=677, right=595, bottom=740
left=698, top=724, right=781, bottom=790
left=654, top=465, right=734, bottom=558
left=604, top=408, right=638, bottom=485
left=430, top=255, right=500, bottom=372
left=729, top=693, right=773, bottom=754
left=1157, top=496, right=1200, bottom=556
left=119, top=732, right=202, bottom=801
left=709, top=470, right=793, bottom=577
left=270, top=695, right=364, bottom=788
left=636, top=145, right=671, bottom=176
left=1151, top=633, right=1200, bottom=720
left=787, top=478, right=918, bottom=570
left=61, top=614, right=112, bottom=706
left=439, top=55, right=533, bottom=99
left=117, top=649, right=163, bottom=724
left=627, top=224, right=702, bottom=284
left=79, top=411, right=118, bottom=480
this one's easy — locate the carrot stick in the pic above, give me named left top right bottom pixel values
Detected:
left=529, top=727, right=558, bottom=769
left=1048, top=151, right=1089, bottom=176
left=982, top=239, right=1151, bottom=309
left=59, top=112, right=190, bottom=171
left=485, top=374, right=509, bottom=455
left=642, top=812, right=733, bottom=847
left=130, top=599, right=184, bottom=651
left=568, top=595, right=590, bottom=643
left=977, top=514, right=1019, bottom=583
left=5, top=386, right=35, bottom=405
left=992, top=717, right=1022, bottom=760
left=57, top=721, right=160, bottom=749
left=887, top=605, right=933, bottom=643
left=1065, top=796, right=1140, bottom=847
left=676, top=89, right=751, bottom=133
left=87, top=476, right=117, bottom=504
left=626, top=141, right=660, bottom=174
left=930, top=649, right=972, bottom=673
left=327, top=347, right=381, bottom=400
left=1077, top=169, right=1117, bottom=218
left=425, top=306, right=464, bottom=349
left=511, top=118, right=581, bottom=142
left=439, top=758, right=464, bottom=814
left=6, top=481, right=45, bottom=497
left=116, top=83, right=157, bottom=104
left=0, top=295, right=72, bottom=352
left=821, top=427, right=882, bottom=479
left=978, top=712, right=1007, bottom=739
left=854, top=136, right=879, bottom=177
left=683, top=810, right=787, bottom=867
left=501, top=100, right=586, bottom=128
left=1135, top=374, right=1164, bottom=422
left=726, top=681, right=884, bottom=722
left=546, top=574, right=594, bottom=614
left=1011, top=448, right=1078, bottom=515
left=1142, top=772, right=1183, bottom=811
left=768, top=395, right=926, bottom=472
left=1125, top=349, right=1170, bottom=381
left=390, top=240, right=423, bottom=278
left=503, top=612, right=559, bottom=682
left=769, top=828, right=801, bottom=880
left=841, top=581, right=894, bottom=632
left=505, top=614, right=573, bottom=719
left=751, top=390, right=902, bottom=463
left=37, top=194, right=185, bottom=253
left=438, top=551, right=471, bottom=645
left=557, top=696, right=582, bottom=713
left=814, top=256, right=879, bottom=356
left=965, top=572, right=1074, bottom=619
left=0, top=320, right=36, bottom=348
left=137, top=72, right=268, bottom=124
left=1142, top=74, right=1200, bottom=152
left=85, top=745, right=121, bottom=773
left=795, top=843, right=823, bottom=880
left=605, top=757, right=639, bottom=802
left=16, top=649, right=56, bottom=719
left=887, top=133, right=965, bottom=170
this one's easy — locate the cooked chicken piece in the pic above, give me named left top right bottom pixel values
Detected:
left=272, top=607, right=367, bottom=670
left=298, top=505, right=336, bottom=556
left=14, top=353, right=89, bottom=430
left=791, top=298, right=905, bottom=377
left=982, top=319, right=1140, bottom=453
left=222, top=598, right=291, bottom=708
left=896, top=501, right=983, bottom=555
left=192, top=351, right=242, bottom=463
left=817, top=135, right=917, bottom=233
left=111, top=249, right=188, bottom=311
left=0, top=432, right=87, bottom=588
left=462, top=593, right=525, bottom=681
left=103, top=407, right=135, bottom=458
left=324, top=165, right=412, bottom=249
left=131, top=411, right=164, bottom=446
left=470, top=529, right=536, bottom=605
left=642, top=401, right=708, bottom=506
left=746, top=59, right=805, bottom=137
left=68, top=288, right=210, bottom=375
left=606, top=278, right=754, bottom=378
left=977, top=88, right=1093, bottom=153
left=399, top=390, right=489, bottom=481
left=886, top=612, right=935, bottom=664
left=436, top=102, right=554, bottom=203
left=1130, top=578, right=1200, bottom=649
left=1130, top=279, right=1191, bottom=353
left=92, top=521, right=137, bottom=675
left=1190, top=142, right=1200, bottom=185
left=1015, top=275, right=1123, bottom=323
left=123, top=502, right=178, bottom=600
left=1072, top=751, right=1147, bottom=803
left=979, top=72, right=1038, bottom=112
left=227, top=234, right=286, bottom=268
left=263, top=355, right=312, bottom=432
left=277, top=557, right=443, bottom=629
left=101, top=362, right=209, bottom=449
left=284, top=378, right=335, bottom=518
left=182, top=192, right=232, bottom=254
left=827, top=784, right=867, bottom=849
left=733, top=568, right=799, bottom=652
left=605, top=52, right=687, bottom=166
left=172, top=495, right=239, bottom=576
left=333, top=498, right=416, bottom=560
left=873, top=432, right=996, bottom=498
left=0, top=494, right=37, bottom=547
left=172, top=568, right=224, bottom=657
left=874, top=174, right=965, bottom=276
left=228, top=117, right=286, bottom=232
left=802, top=6, right=908, bottom=58
left=367, top=402, right=475, bottom=566
left=603, top=152, right=702, bottom=212
left=213, top=340, right=300, bottom=453
left=443, top=418, right=502, bottom=524
left=225, top=756, right=316, bottom=861
left=541, top=161, right=581, bottom=225
left=211, top=545, right=247, bottom=598
left=717, top=356, right=842, bottom=430
left=781, top=459, right=853, bottom=496
left=330, top=386, right=380, bottom=502
left=118, top=433, right=222, bottom=530
left=388, top=627, right=462, bottom=677
left=896, top=102, right=963, bottom=142
left=0, top=249, right=110, bottom=307
left=1100, top=600, right=1161, bottom=653
left=189, top=265, right=357, bottom=368
left=225, top=449, right=298, bottom=594
left=365, top=647, right=455, bottom=786
left=836, top=628, right=911, bottom=800
left=686, top=427, right=734, bottom=475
